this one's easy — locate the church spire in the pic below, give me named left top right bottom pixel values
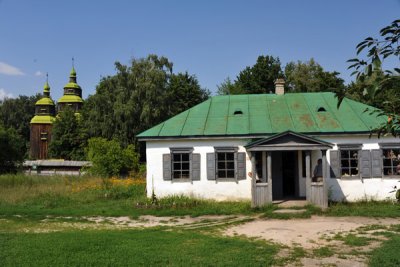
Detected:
left=69, top=57, right=77, bottom=83
left=43, top=73, right=50, bottom=97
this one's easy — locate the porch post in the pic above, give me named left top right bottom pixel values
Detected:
left=305, top=150, right=311, bottom=202
left=251, top=152, right=256, bottom=208
left=267, top=151, right=272, bottom=203
left=321, top=150, right=328, bottom=209
left=262, top=151, right=267, bottom=183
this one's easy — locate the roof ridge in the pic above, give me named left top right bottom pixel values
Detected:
left=179, top=109, right=191, bottom=136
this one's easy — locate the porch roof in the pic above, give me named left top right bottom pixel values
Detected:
left=245, top=131, right=333, bottom=151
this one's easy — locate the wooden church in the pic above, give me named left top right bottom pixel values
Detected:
left=30, top=67, right=83, bottom=159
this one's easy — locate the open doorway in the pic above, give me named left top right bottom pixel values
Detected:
left=272, top=151, right=299, bottom=200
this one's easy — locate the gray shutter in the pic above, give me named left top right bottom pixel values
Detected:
left=361, top=150, right=371, bottom=178
left=329, top=150, right=340, bottom=178
left=191, top=153, right=201, bottom=181
left=162, top=154, right=171, bottom=180
left=236, top=152, right=246, bottom=180
left=207, top=153, right=216, bottom=180
left=371, top=149, right=383, bottom=178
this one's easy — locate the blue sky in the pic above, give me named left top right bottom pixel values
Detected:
left=0, top=0, right=399, bottom=100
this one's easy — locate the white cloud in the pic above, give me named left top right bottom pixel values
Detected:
left=0, top=88, right=14, bottom=101
left=35, top=70, right=44, bottom=76
left=0, top=62, right=25, bottom=76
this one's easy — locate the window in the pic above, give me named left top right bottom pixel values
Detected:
left=340, top=149, right=359, bottom=177
left=382, top=148, right=400, bottom=176
left=172, top=152, right=190, bottom=179
left=40, top=131, right=48, bottom=141
left=216, top=151, right=235, bottom=178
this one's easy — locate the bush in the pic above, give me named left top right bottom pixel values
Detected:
left=87, top=137, right=139, bottom=177
left=0, top=125, right=24, bottom=174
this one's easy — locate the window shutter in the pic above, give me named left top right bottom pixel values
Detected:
left=361, top=150, right=371, bottom=178
left=329, top=150, right=340, bottom=178
left=162, top=154, right=171, bottom=181
left=206, top=153, right=216, bottom=180
left=236, top=152, right=246, bottom=180
left=191, top=153, right=201, bottom=181
left=371, top=149, right=382, bottom=178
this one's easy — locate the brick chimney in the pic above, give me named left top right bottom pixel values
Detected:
left=274, top=78, right=285, bottom=95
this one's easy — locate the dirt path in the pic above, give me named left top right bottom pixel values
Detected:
left=224, top=215, right=399, bottom=248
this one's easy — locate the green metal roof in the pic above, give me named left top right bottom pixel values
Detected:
left=36, top=97, right=55, bottom=106
left=137, top=92, right=388, bottom=139
left=57, top=94, right=83, bottom=103
left=30, top=115, right=56, bottom=124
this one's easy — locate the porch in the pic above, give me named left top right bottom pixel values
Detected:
left=246, top=131, right=333, bottom=209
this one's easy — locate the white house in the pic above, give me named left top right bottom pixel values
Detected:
left=137, top=80, right=400, bottom=208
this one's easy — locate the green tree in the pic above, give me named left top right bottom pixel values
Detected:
left=0, top=124, right=24, bottom=173
left=49, top=107, right=86, bottom=160
left=87, top=137, right=139, bottom=177
left=284, top=58, right=345, bottom=92
left=166, top=72, right=209, bottom=116
left=342, top=19, right=400, bottom=136
left=216, top=77, right=244, bottom=95
left=82, top=55, right=209, bottom=147
left=236, top=55, right=283, bottom=94
left=0, top=94, right=41, bottom=155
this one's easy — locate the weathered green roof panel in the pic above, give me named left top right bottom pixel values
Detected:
left=204, top=96, right=229, bottom=135
left=181, top=100, right=210, bottom=135
left=227, top=95, right=249, bottom=135
left=344, top=98, right=388, bottom=129
left=137, top=92, right=387, bottom=139
left=268, top=96, right=294, bottom=132
left=285, top=94, right=318, bottom=132
left=321, top=93, right=366, bottom=132
left=249, top=94, right=272, bottom=133
left=158, top=111, right=189, bottom=136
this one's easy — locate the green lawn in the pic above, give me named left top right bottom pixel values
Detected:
left=369, top=235, right=400, bottom=267
left=0, top=229, right=278, bottom=267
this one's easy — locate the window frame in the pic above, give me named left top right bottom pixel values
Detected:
left=215, top=147, right=238, bottom=181
left=380, top=143, right=400, bottom=178
left=338, top=144, right=361, bottom=178
left=170, top=147, right=193, bottom=181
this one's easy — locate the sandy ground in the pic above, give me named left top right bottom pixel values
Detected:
left=224, top=216, right=400, bottom=248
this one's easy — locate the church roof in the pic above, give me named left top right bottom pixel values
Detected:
left=137, top=92, right=387, bottom=139
left=58, top=94, right=83, bottom=103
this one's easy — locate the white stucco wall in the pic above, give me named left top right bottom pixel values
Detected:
left=146, top=139, right=252, bottom=201
left=318, top=135, right=400, bottom=202
left=145, top=134, right=400, bottom=202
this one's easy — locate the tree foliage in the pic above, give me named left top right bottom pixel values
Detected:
left=342, top=19, right=400, bottom=136
left=87, top=137, right=139, bottom=177
left=236, top=55, right=283, bottom=94
left=0, top=124, right=24, bottom=173
left=217, top=55, right=344, bottom=95
left=49, top=107, right=86, bottom=160
left=0, top=94, right=41, bottom=155
left=284, top=58, right=345, bottom=93
left=82, top=55, right=209, bottom=147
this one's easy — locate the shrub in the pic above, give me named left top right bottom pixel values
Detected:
left=87, top=137, right=139, bottom=177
